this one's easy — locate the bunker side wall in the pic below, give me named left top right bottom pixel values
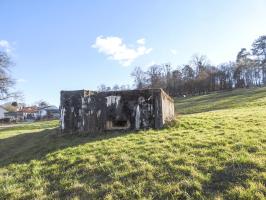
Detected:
left=161, top=90, right=175, bottom=124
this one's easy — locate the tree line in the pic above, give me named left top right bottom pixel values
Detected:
left=129, top=35, right=266, bottom=96
left=98, top=35, right=266, bottom=96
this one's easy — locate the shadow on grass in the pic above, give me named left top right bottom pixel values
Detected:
left=0, top=128, right=135, bottom=168
left=203, top=159, right=263, bottom=197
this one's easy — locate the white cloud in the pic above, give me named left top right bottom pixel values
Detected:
left=17, top=78, right=27, bottom=83
left=170, top=49, right=178, bottom=55
left=137, top=38, right=146, bottom=45
left=92, top=36, right=152, bottom=66
left=0, top=40, right=12, bottom=53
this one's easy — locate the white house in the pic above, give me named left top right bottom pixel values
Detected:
left=37, top=105, right=59, bottom=119
left=0, top=106, right=7, bottom=119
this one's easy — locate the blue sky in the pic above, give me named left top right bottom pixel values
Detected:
left=1, top=0, right=266, bottom=106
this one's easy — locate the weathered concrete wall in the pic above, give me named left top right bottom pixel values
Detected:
left=161, top=89, right=175, bottom=124
left=60, top=89, right=174, bottom=134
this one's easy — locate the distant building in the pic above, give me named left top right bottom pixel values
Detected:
left=0, top=106, right=7, bottom=119
left=3, top=105, right=59, bottom=122
left=37, top=105, right=60, bottom=119
left=60, top=88, right=175, bottom=133
left=4, top=111, right=24, bottom=121
left=4, top=106, right=38, bottom=122
left=19, top=106, right=39, bottom=121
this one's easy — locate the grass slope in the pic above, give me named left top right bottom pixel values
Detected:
left=0, top=88, right=266, bottom=199
left=175, top=87, right=266, bottom=114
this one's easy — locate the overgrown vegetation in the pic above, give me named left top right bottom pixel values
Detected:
left=0, top=88, right=266, bottom=199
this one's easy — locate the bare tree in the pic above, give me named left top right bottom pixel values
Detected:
left=191, top=54, right=209, bottom=76
left=97, top=84, right=111, bottom=92
left=131, top=67, right=148, bottom=89
left=146, top=65, right=166, bottom=88
left=35, top=100, right=50, bottom=108
left=0, top=51, right=18, bottom=101
left=112, top=84, right=120, bottom=91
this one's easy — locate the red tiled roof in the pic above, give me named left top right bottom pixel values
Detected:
left=18, top=107, right=38, bottom=113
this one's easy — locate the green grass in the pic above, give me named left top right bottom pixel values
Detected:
left=175, top=87, right=266, bottom=114
left=0, top=120, right=59, bottom=139
left=1, top=88, right=266, bottom=199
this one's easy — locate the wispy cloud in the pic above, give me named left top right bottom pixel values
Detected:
left=92, top=36, right=152, bottom=66
left=170, top=49, right=178, bottom=55
left=0, top=40, right=12, bottom=53
left=17, top=78, right=27, bottom=83
left=136, top=38, right=146, bottom=45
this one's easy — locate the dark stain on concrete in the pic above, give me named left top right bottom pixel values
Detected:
left=60, top=89, right=174, bottom=134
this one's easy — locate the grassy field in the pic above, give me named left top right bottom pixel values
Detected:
left=0, top=87, right=266, bottom=199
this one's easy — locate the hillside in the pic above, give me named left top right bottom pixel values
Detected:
left=0, top=87, right=266, bottom=199
left=175, top=87, right=266, bottom=114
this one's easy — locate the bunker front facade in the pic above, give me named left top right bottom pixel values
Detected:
left=60, top=88, right=174, bottom=133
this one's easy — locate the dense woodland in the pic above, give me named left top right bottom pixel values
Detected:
left=99, top=35, right=266, bottom=97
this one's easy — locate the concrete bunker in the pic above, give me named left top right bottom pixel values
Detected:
left=60, top=88, right=174, bottom=133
